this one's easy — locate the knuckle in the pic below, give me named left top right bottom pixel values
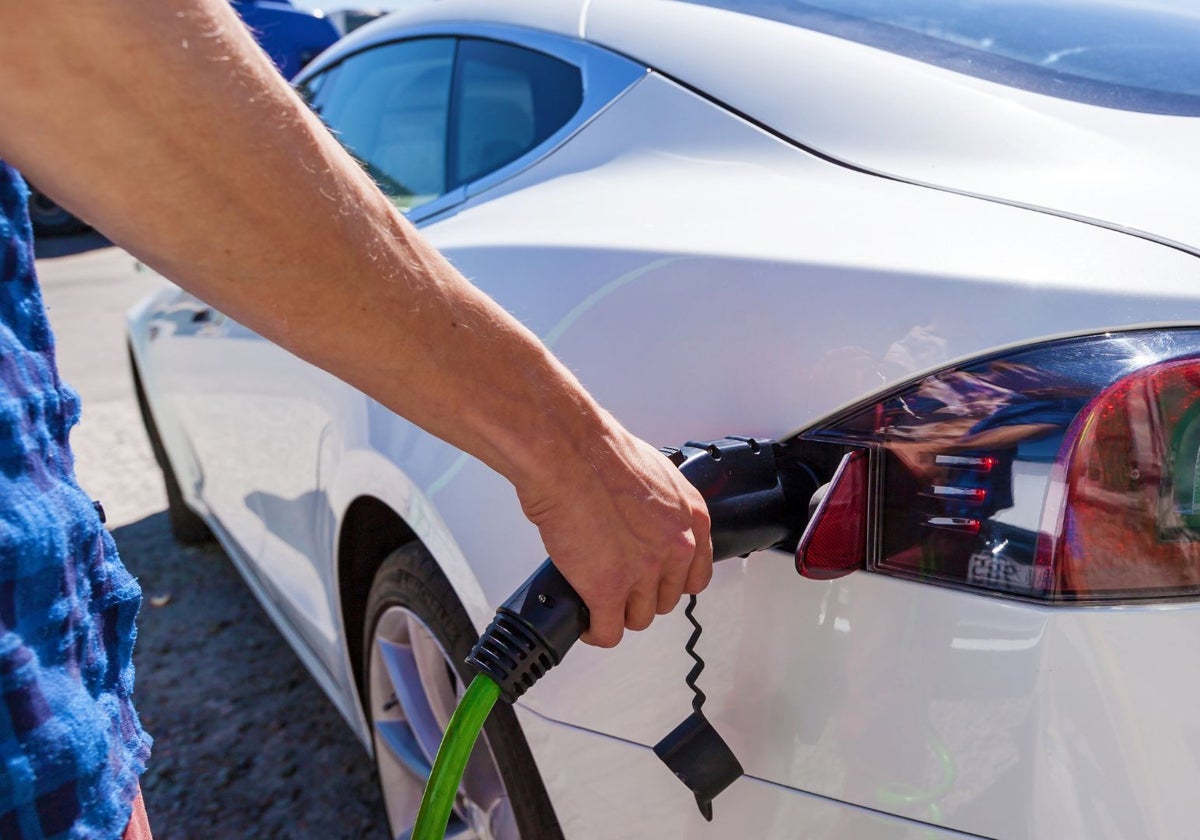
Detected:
left=684, top=562, right=714, bottom=595
left=678, top=527, right=698, bottom=555
left=626, top=613, right=653, bottom=632
left=665, top=529, right=696, bottom=565
left=591, top=628, right=622, bottom=648
left=656, top=594, right=681, bottom=615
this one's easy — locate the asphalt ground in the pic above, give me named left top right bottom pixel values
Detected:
left=35, top=233, right=389, bottom=839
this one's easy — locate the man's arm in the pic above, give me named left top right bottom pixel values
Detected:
left=0, top=0, right=712, bottom=646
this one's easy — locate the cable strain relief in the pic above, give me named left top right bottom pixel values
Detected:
left=466, top=611, right=560, bottom=704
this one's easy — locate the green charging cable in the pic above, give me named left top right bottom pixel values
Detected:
left=412, top=673, right=502, bottom=840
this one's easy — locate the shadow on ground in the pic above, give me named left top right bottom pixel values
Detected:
left=115, top=512, right=387, bottom=839
left=34, top=230, right=112, bottom=259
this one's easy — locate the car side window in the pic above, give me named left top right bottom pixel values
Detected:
left=450, top=39, right=583, bottom=189
left=317, top=38, right=456, bottom=212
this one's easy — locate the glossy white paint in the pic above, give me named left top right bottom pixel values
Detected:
left=585, top=0, right=1200, bottom=253
left=424, top=73, right=1200, bottom=438
left=127, top=4, right=1200, bottom=837
left=514, top=705, right=983, bottom=838
left=510, top=551, right=1200, bottom=838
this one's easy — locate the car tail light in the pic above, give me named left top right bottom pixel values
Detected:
left=794, top=329, right=1200, bottom=602
left=796, top=450, right=867, bottom=579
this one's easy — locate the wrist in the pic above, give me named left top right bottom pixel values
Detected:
left=486, top=358, right=627, bottom=517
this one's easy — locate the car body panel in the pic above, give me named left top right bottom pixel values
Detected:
left=513, top=550, right=1200, bottom=838
left=127, top=296, right=496, bottom=700
left=391, top=73, right=1200, bottom=838
left=514, top=705, right=985, bottom=838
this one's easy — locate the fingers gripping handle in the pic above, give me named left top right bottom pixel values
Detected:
left=465, top=437, right=806, bottom=704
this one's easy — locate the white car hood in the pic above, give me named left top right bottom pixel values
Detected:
left=587, top=0, right=1200, bottom=255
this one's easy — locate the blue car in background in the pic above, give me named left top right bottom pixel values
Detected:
left=231, top=0, right=340, bottom=79
left=29, top=0, right=340, bottom=235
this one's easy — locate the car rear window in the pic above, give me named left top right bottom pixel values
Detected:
left=683, top=0, right=1200, bottom=115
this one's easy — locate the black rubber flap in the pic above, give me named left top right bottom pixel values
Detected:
left=653, top=711, right=744, bottom=821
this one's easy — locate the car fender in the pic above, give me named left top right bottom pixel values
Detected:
left=326, top=445, right=493, bottom=631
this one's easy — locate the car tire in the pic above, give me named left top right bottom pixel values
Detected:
left=27, top=187, right=89, bottom=237
left=129, top=346, right=214, bottom=545
left=363, top=543, right=563, bottom=840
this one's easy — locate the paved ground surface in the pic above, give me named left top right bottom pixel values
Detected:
left=36, top=233, right=389, bottom=839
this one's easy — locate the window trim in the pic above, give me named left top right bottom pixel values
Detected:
left=294, top=23, right=646, bottom=226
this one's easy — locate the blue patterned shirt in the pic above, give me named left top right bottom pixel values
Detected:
left=0, top=163, right=151, bottom=838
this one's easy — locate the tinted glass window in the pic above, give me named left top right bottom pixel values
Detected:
left=451, top=39, right=583, bottom=188
left=687, top=0, right=1200, bottom=115
left=319, top=38, right=455, bottom=210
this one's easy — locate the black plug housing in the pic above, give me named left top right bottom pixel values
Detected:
left=664, top=437, right=811, bottom=561
left=466, top=560, right=589, bottom=703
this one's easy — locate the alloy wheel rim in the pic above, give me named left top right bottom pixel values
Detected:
left=369, top=605, right=518, bottom=840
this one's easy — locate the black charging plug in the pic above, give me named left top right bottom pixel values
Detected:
left=466, top=559, right=590, bottom=703
left=466, top=437, right=807, bottom=701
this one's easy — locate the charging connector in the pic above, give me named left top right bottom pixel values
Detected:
left=466, top=559, right=590, bottom=703
left=466, top=437, right=811, bottom=702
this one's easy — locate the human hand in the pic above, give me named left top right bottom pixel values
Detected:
left=517, top=426, right=713, bottom=648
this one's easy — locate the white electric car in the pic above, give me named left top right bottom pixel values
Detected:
left=127, top=1, right=1200, bottom=837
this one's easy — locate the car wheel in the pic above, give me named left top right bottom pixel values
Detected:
left=129, top=346, right=214, bottom=545
left=364, top=544, right=563, bottom=840
left=27, top=187, right=89, bottom=236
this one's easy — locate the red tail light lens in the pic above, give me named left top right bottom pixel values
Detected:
left=796, top=330, right=1200, bottom=602
left=797, top=450, right=867, bottom=580
left=1042, top=357, right=1200, bottom=599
